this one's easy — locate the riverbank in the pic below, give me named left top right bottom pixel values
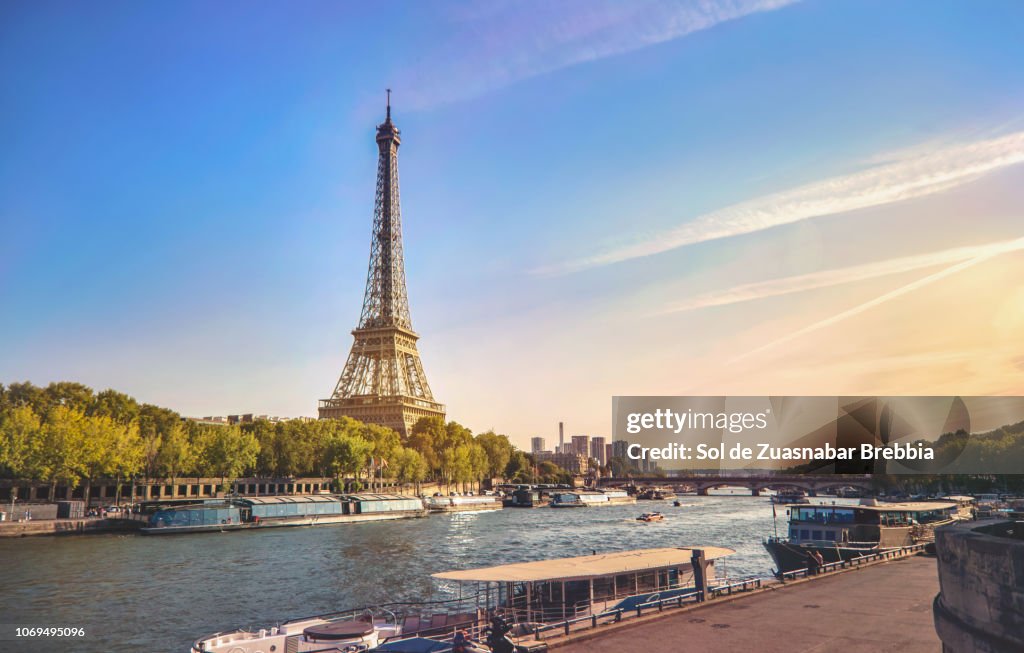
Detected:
left=0, top=517, right=143, bottom=537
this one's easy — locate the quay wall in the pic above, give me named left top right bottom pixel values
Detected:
left=0, top=517, right=143, bottom=538
left=933, top=519, right=1024, bottom=653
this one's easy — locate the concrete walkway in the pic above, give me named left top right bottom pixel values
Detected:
left=554, top=555, right=940, bottom=653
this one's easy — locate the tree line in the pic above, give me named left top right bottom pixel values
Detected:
left=0, top=381, right=570, bottom=502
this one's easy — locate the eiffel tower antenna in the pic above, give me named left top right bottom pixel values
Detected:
left=318, top=93, right=445, bottom=436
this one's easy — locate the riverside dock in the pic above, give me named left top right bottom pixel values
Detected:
left=549, top=554, right=940, bottom=653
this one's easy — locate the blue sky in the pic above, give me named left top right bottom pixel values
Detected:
left=2, top=1, right=1023, bottom=445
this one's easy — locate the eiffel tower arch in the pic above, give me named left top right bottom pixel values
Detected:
left=318, top=93, right=445, bottom=436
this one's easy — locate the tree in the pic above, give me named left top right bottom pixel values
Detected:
left=155, top=422, right=194, bottom=486
left=476, top=431, right=513, bottom=481
left=79, top=414, right=140, bottom=505
left=3, top=381, right=45, bottom=413
left=392, top=447, right=428, bottom=485
left=323, top=429, right=372, bottom=484
left=505, top=450, right=533, bottom=483
left=138, top=404, right=181, bottom=478
left=408, top=416, right=445, bottom=473
left=42, top=381, right=95, bottom=414
left=30, top=405, right=87, bottom=501
left=195, top=425, right=259, bottom=490
left=0, top=406, right=41, bottom=485
left=90, top=389, right=140, bottom=424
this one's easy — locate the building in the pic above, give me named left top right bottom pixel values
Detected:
left=611, top=439, right=630, bottom=460
left=533, top=451, right=589, bottom=475
left=318, top=94, right=445, bottom=436
left=530, top=437, right=546, bottom=454
left=605, top=443, right=613, bottom=464
left=558, top=421, right=565, bottom=452
left=590, top=436, right=607, bottom=466
left=571, top=435, right=590, bottom=458
left=189, top=415, right=314, bottom=426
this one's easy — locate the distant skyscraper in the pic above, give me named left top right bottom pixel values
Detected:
left=559, top=422, right=564, bottom=452
left=590, top=436, right=607, bottom=466
left=571, top=435, right=590, bottom=458
left=530, top=437, right=546, bottom=454
left=605, top=443, right=613, bottom=464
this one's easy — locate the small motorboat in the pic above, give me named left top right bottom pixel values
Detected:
left=673, top=500, right=682, bottom=507
left=637, top=512, right=664, bottom=522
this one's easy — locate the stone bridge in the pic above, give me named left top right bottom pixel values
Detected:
left=597, top=474, right=874, bottom=496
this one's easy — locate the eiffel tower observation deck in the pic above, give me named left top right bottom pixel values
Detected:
left=319, top=92, right=445, bottom=436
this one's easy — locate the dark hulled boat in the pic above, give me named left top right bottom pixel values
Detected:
left=764, top=499, right=959, bottom=575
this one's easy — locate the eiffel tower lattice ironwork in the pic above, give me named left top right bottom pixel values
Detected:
left=318, top=92, right=445, bottom=436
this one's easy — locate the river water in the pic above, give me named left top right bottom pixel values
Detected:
left=1, top=492, right=802, bottom=653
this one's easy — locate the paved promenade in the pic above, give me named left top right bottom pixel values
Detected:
left=554, top=555, right=940, bottom=653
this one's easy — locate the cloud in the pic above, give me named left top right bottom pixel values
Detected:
left=730, top=236, right=1024, bottom=361
left=399, top=0, right=799, bottom=109
left=539, top=130, right=1024, bottom=276
left=659, top=238, right=1024, bottom=314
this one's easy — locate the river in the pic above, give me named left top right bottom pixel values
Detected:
left=0, top=492, right=810, bottom=653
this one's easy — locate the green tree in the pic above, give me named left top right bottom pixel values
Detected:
left=42, top=381, right=95, bottom=414
left=138, top=404, right=181, bottom=478
left=505, top=450, right=533, bottom=483
left=195, top=425, right=259, bottom=490
left=30, top=405, right=87, bottom=501
left=155, top=422, right=195, bottom=486
left=0, top=406, right=41, bottom=484
left=4, top=381, right=45, bottom=413
left=392, top=447, right=428, bottom=485
left=475, top=431, right=513, bottom=481
left=90, top=389, right=141, bottom=424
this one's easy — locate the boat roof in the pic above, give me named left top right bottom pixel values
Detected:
left=792, top=501, right=957, bottom=512
left=432, top=546, right=734, bottom=583
left=340, top=493, right=416, bottom=501
left=241, top=495, right=338, bottom=505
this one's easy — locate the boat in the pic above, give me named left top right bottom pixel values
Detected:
left=673, top=500, right=682, bottom=507
left=636, top=486, right=677, bottom=500
left=426, top=495, right=503, bottom=513
left=637, top=512, right=663, bottom=522
left=770, top=489, right=809, bottom=504
left=190, top=545, right=734, bottom=653
left=763, top=499, right=960, bottom=575
left=141, top=494, right=426, bottom=534
left=501, top=486, right=552, bottom=508
left=550, top=490, right=636, bottom=508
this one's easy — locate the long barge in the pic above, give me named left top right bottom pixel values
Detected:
left=550, top=489, right=636, bottom=507
left=141, top=494, right=426, bottom=534
left=425, top=495, right=503, bottom=513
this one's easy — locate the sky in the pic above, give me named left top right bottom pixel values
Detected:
left=2, top=0, right=1023, bottom=448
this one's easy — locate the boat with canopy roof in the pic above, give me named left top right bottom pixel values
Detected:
left=190, top=545, right=734, bottom=653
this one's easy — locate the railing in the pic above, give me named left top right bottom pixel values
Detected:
left=775, top=542, right=929, bottom=581
left=520, top=544, right=927, bottom=643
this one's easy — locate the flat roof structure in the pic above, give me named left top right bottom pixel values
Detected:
left=432, top=547, right=734, bottom=583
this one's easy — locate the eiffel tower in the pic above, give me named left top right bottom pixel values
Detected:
left=318, top=92, right=445, bottom=436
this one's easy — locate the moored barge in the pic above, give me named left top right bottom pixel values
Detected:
left=764, top=499, right=958, bottom=574
left=550, top=490, right=635, bottom=508
left=142, top=494, right=426, bottom=534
